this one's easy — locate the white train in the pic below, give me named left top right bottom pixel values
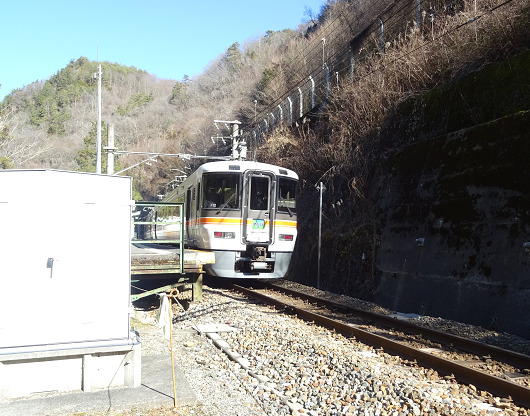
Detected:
left=158, top=160, right=298, bottom=278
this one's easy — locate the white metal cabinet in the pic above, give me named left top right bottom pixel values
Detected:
left=0, top=170, right=133, bottom=348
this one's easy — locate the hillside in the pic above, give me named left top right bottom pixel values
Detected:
left=0, top=26, right=309, bottom=198
left=257, top=0, right=529, bottom=336
left=1, top=0, right=529, bottom=336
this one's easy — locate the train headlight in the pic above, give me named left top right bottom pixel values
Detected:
left=214, top=231, right=235, bottom=239
left=279, top=234, right=293, bottom=241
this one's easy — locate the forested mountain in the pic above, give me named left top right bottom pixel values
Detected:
left=0, top=21, right=312, bottom=198
left=1, top=0, right=527, bottom=202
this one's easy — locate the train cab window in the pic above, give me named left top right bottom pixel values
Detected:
left=277, top=178, right=298, bottom=214
left=250, top=176, right=270, bottom=211
left=202, top=173, right=240, bottom=210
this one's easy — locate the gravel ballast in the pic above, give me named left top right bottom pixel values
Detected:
left=131, top=283, right=530, bottom=416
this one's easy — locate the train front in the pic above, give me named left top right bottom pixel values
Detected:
left=196, top=162, right=298, bottom=278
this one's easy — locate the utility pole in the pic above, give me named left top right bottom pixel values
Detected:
left=316, top=181, right=326, bottom=290
left=96, top=64, right=102, bottom=174
left=105, top=124, right=116, bottom=174
left=212, top=120, right=245, bottom=160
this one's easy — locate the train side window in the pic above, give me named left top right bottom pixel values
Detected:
left=196, top=183, right=201, bottom=212
left=278, top=178, right=298, bottom=214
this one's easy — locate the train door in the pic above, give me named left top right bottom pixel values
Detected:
left=185, top=187, right=192, bottom=246
left=242, top=171, right=275, bottom=244
left=186, top=184, right=201, bottom=247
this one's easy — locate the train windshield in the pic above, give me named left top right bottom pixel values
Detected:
left=277, top=177, right=298, bottom=214
left=202, top=173, right=240, bottom=210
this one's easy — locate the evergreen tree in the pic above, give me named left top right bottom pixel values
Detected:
left=169, top=75, right=191, bottom=107
left=0, top=157, right=14, bottom=169
left=29, top=57, right=147, bottom=133
left=117, top=92, right=154, bottom=115
left=224, top=42, right=242, bottom=74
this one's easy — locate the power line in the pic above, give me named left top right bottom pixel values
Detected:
left=246, top=0, right=517, bottom=147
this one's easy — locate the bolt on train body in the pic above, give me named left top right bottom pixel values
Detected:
left=144, top=160, right=299, bottom=278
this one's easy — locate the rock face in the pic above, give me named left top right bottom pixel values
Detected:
left=288, top=51, right=530, bottom=337
left=371, top=52, right=530, bottom=337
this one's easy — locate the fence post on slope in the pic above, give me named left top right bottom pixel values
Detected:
left=416, top=0, right=422, bottom=30
left=310, top=76, right=315, bottom=109
left=298, top=87, right=303, bottom=118
left=350, top=47, right=355, bottom=81
left=287, top=96, right=293, bottom=125
left=379, top=18, right=385, bottom=52
left=325, top=64, right=330, bottom=99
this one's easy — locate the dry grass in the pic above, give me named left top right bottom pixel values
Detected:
left=260, top=0, right=530, bottom=200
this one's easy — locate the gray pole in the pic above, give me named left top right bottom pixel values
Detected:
left=379, top=19, right=385, bottom=52
left=350, top=47, right=355, bottom=81
left=298, top=87, right=303, bottom=118
left=317, top=182, right=324, bottom=289
left=309, top=76, right=315, bottom=109
left=96, top=64, right=102, bottom=174
left=106, top=124, right=115, bottom=174
left=415, top=0, right=422, bottom=30
left=321, top=38, right=325, bottom=69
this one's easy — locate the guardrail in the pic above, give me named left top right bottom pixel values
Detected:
left=131, top=201, right=185, bottom=274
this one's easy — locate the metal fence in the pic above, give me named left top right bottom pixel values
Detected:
left=246, top=0, right=498, bottom=149
left=131, top=202, right=184, bottom=274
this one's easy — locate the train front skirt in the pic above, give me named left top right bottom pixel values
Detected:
left=205, top=250, right=293, bottom=278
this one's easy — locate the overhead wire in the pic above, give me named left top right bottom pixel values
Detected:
left=253, top=0, right=391, bottom=124
left=260, top=0, right=391, bottom=101
left=255, top=0, right=412, bottom=109
left=249, top=0, right=517, bottom=146
left=349, top=0, right=516, bottom=85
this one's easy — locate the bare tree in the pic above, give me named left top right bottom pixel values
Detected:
left=0, top=106, right=53, bottom=167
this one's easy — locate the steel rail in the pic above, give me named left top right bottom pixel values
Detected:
left=266, top=283, right=530, bottom=371
left=232, top=284, right=530, bottom=409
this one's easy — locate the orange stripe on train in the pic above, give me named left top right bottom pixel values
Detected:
left=187, top=218, right=297, bottom=227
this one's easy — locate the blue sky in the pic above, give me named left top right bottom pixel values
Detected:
left=0, top=0, right=325, bottom=101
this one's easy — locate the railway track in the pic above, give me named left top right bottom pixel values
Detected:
left=230, top=282, right=530, bottom=409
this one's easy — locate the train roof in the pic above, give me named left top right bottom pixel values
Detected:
left=162, top=160, right=298, bottom=201
left=195, top=160, right=298, bottom=179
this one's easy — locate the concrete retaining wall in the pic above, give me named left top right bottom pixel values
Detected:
left=0, top=340, right=141, bottom=398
